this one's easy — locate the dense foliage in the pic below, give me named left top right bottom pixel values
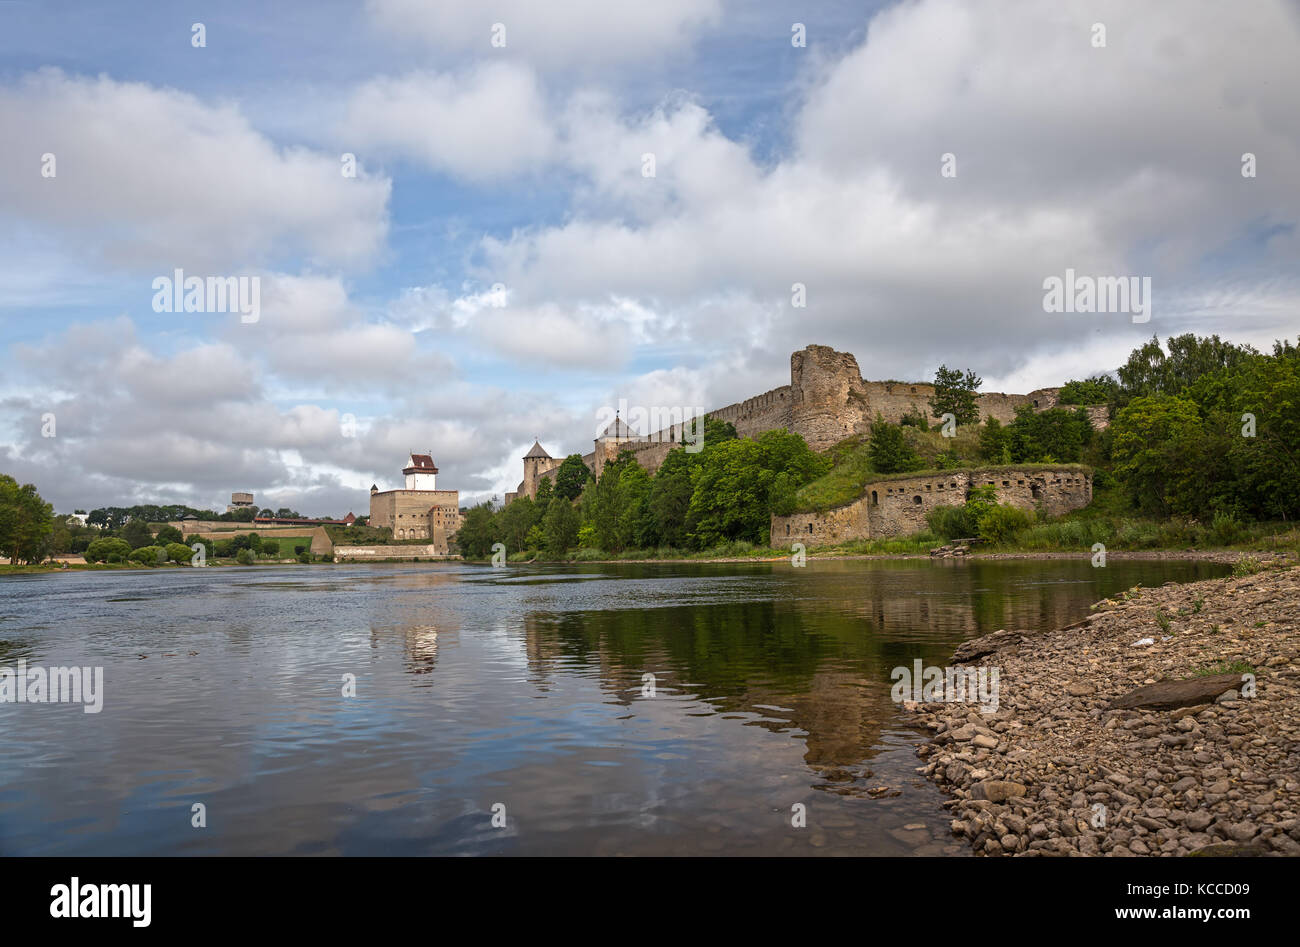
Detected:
left=454, top=419, right=832, bottom=557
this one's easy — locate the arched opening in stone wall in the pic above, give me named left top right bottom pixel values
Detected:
left=1031, top=483, right=1043, bottom=500
left=913, top=495, right=923, bottom=505
left=871, top=490, right=878, bottom=506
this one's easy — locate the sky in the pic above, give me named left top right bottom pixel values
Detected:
left=1, top=0, right=1298, bottom=516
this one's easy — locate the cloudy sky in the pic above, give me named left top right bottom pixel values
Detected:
left=1, top=0, right=1297, bottom=516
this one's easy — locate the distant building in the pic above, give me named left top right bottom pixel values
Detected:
left=228, top=492, right=255, bottom=513
left=368, top=453, right=463, bottom=553
left=504, top=440, right=562, bottom=504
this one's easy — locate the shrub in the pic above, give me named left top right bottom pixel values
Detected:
left=977, top=504, right=1031, bottom=544
left=297, top=550, right=312, bottom=563
left=213, top=540, right=234, bottom=557
left=129, top=545, right=163, bottom=564
left=85, top=537, right=132, bottom=563
left=1209, top=511, right=1242, bottom=546
left=294, top=545, right=306, bottom=555
left=165, top=542, right=194, bottom=564
left=926, top=504, right=975, bottom=541
left=1232, top=555, right=1262, bottom=577
left=236, top=548, right=256, bottom=565
left=261, top=539, right=279, bottom=557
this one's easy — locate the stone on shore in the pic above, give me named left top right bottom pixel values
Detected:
left=1108, top=673, right=1243, bottom=711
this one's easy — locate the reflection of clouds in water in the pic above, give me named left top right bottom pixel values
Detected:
left=480, top=618, right=530, bottom=672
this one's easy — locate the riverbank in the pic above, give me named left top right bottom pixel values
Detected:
left=907, top=562, right=1300, bottom=856
left=488, top=548, right=1290, bottom=566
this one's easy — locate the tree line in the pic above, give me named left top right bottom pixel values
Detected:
left=455, top=419, right=831, bottom=558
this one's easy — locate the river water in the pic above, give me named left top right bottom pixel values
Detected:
left=0, top=558, right=1227, bottom=855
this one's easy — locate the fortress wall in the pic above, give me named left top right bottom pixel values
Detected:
left=334, top=544, right=457, bottom=561
left=860, top=382, right=1063, bottom=426
left=769, top=467, right=1093, bottom=546
left=623, top=440, right=678, bottom=475
left=705, top=385, right=794, bottom=438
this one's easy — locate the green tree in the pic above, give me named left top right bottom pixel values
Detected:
left=454, top=502, right=496, bottom=559
left=0, top=475, right=55, bottom=564
left=867, top=416, right=923, bottom=474
left=1007, top=405, right=1092, bottom=463
left=1058, top=374, right=1119, bottom=405
left=261, top=539, right=280, bottom=557
left=542, top=498, right=580, bottom=556
left=533, top=477, right=554, bottom=520
left=166, top=542, right=194, bottom=564
left=236, top=548, right=256, bottom=565
left=1110, top=395, right=1204, bottom=515
left=684, top=429, right=829, bottom=548
left=496, top=496, right=538, bottom=554
left=929, top=365, right=982, bottom=425
left=648, top=448, right=696, bottom=548
left=154, top=524, right=183, bottom=545
left=977, top=416, right=1011, bottom=462
left=121, top=518, right=153, bottom=549
left=554, top=455, right=592, bottom=501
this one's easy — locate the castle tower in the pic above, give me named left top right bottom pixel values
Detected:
left=403, top=453, right=438, bottom=490
left=593, top=412, right=644, bottom=479
left=520, top=440, right=561, bottom=499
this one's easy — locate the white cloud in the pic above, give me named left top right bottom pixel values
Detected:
left=343, top=64, right=556, bottom=180
left=0, top=69, right=391, bottom=272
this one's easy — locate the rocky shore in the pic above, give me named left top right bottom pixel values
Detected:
left=907, top=559, right=1300, bottom=856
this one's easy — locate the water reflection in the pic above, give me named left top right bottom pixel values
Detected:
left=0, top=558, right=1227, bottom=855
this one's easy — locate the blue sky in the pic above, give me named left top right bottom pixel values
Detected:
left=1, top=0, right=1298, bottom=516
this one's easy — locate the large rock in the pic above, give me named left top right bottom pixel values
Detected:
left=970, top=779, right=1027, bottom=802
left=1108, top=674, right=1243, bottom=711
left=951, top=630, right=1026, bottom=664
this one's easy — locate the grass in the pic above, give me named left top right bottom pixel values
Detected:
left=790, top=429, right=1091, bottom=514
left=1195, top=661, right=1254, bottom=676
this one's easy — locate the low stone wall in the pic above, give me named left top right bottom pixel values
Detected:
left=333, top=544, right=458, bottom=561
left=771, top=467, right=1093, bottom=545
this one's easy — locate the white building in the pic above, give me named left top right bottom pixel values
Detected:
left=403, top=453, right=438, bottom=490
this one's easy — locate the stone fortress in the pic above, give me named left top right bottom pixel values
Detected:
left=368, top=453, right=465, bottom=554
left=506, top=343, right=1099, bottom=508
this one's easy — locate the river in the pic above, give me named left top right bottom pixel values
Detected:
left=0, top=558, right=1228, bottom=855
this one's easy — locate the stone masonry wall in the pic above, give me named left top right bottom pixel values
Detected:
left=504, top=344, right=1094, bottom=506
left=770, top=467, right=1093, bottom=546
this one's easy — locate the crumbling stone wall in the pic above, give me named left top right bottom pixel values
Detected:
left=504, top=344, right=1094, bottom=505
left=770, top=467, right=1093, bottom=545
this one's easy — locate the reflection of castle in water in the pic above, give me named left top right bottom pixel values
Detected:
left=513, top=563, right=1102, bottom=783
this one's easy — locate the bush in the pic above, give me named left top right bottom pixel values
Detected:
left=129, top=545, right=163, bottom=565
left=85, top=536, right=132, bottom=563
left=297, top=550, right=312, bottom=563
left=165, top=542, right=194, bottom=564
left=926, top=504, right=976, bottom=541
left=1209, top=511, right=1242, bottom=546
left=261, top=539, right=279, bottom=557
left=213, top=540, right=234, bottom=557
left=235, top=548, right=256, bottom=565
left=106, top=553, right=123, bottom=563
left=977, top=504, right=1031, bottom=544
